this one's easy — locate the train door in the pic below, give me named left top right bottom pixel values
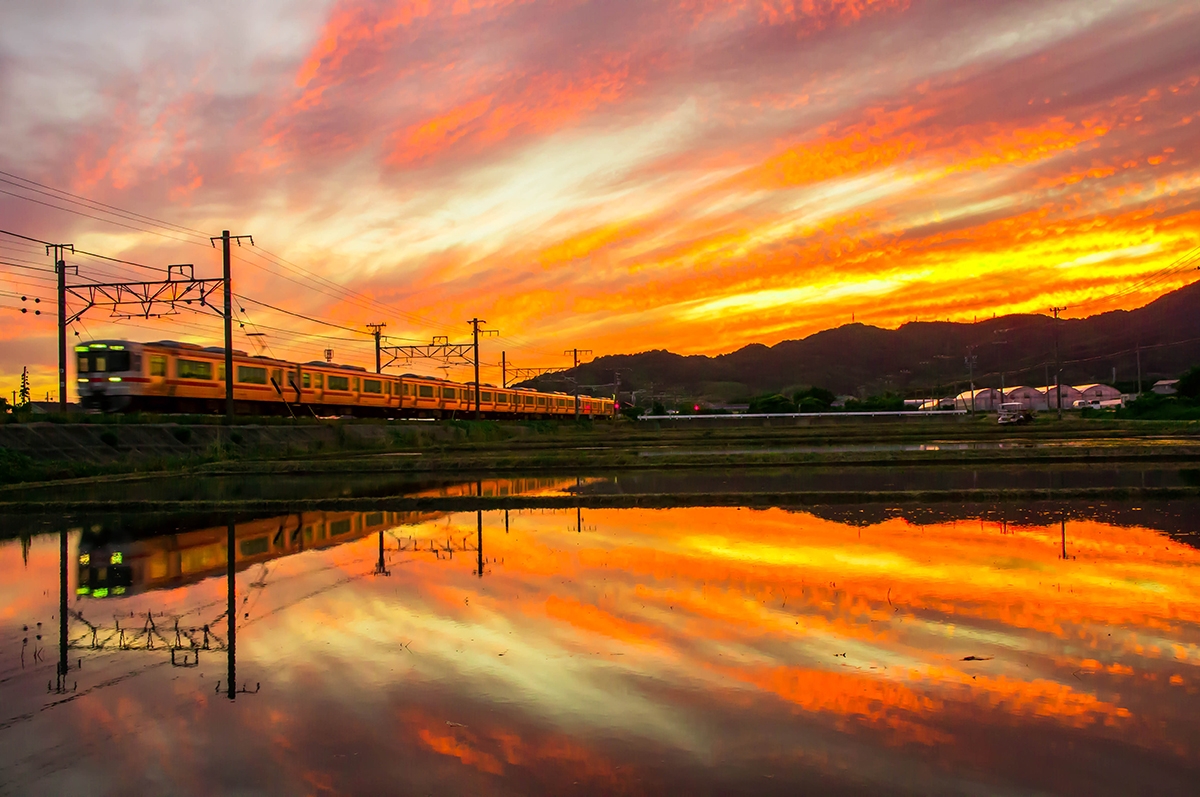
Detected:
left=147, top=351, right=168, bottom=397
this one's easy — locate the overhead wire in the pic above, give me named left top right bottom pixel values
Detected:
left=1, top=175, right=564, bottom=368
left=0, top=170, right=212, bottom=239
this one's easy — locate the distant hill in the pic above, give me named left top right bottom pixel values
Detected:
left=526, top=281, right=1200, bottom=400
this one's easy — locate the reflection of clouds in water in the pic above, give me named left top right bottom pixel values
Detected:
left=3, top=503, right=1199, bottom=793
left=239, top=507, right=1199, bottom=758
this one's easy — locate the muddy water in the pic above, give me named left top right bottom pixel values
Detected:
left=2, top=501, right=1198, bottom=795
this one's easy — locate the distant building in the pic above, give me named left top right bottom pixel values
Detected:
left=29, top=401, right=82, bottom=414
left=1076, top=384, right=1123, bottom=402
left=1037, top=384, right=1084, bottom=410
left=1153, top=380, right=1179, bottom=395
left=955, top=388, right=1003, bottom=411
left=1002, top=386, right=1045, bottom=411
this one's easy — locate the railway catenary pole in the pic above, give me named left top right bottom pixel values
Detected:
left=51, top=242, right=74, bottom=413
left=210, top=231, right=253, bottom=424
left=367, top=323, right=386, bottom=374
left=1051, top=306, right=1067, bottom=419
left=222, top=233, right=233, bottom=422
left=501, top=351, right=506, bottom=389
left=565, top=348, right=592, bottom=419
left=470, top=319, right=485, bottom=419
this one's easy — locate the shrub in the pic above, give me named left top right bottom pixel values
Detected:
left=748, top=394, right=797, bottom=413
left=99, top=430, right=119, bottom=448
left=1178, top=366, right=1200, bottom=400
left=172, top=427, right=192, bottom=444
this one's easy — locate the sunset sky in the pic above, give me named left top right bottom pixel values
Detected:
left=2, top=0, right=1199, bottom=390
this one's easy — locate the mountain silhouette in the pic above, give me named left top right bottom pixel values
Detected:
left=530, top=281, right=1200, bottom=399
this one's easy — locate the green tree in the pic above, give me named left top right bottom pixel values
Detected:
left=18, top=367, right=30, bottom=407
left=651, top=401, right=667, bottom=416
left=1177, top=366, right=1200, bottom=400
left=794, top=386, right=835, bottom=412
left=748, top=393, right=797, bottom=413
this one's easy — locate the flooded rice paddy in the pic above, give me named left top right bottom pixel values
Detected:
left=1, top=475, right=1199, bottom=795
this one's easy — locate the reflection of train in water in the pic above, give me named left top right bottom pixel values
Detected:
left=75, top=339, right=616, bottom=419
left=77, top=477, right=577, bottom=598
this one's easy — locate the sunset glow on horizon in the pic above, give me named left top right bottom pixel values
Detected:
left=2, top=0, right=1199, bottom=389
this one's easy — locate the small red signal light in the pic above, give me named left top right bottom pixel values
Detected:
left=693, top=404, right=700, bottom=411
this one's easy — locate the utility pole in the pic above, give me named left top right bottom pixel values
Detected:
left=211, top=231, right=253, bottom=424
left=565, top=348, right=592, bottom=419
left=50, top=242, right=74, bottom=413
left=366, top=323, right=386, bottom=374
left=1051, top=306, right=1067, bottom=419
left=965, top=350, right=977, bottom=414
left=1136, top=343, right=1142, bottom=395
left=501, top=351, right=506, bottom=389
left=467, top=319, right=498, bottom=420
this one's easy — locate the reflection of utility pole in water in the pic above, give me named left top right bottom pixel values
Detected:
left=1061, top=517, right=1067, bottom=560
left=504, top=509, right=509, bottom=534
left=57, top=526, right=70, bottom=692
left=374, top=530, right=390, bottom=576
left=227, top=523, right=236, bottom=700
left=476, top=510, right=484, bottom=578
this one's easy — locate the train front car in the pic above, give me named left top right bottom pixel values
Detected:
left=75, top=340, right=146, bottom=412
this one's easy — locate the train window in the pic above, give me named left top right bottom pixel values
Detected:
left=328, top=375, right=349, bottom=391
left=363, top=379, right=382, bottom=394
left=240, top=537, right=270, bottom=557
left=77, top=354, right=89, bottom=373
left=302, top=373, right=311, bottom=388
left=556, top=398, right=565, bottom=407
left=218, top=364, right=225, bottom=382
left=353, top=378, right=360, bottom=392
left=329, top=518, right=352, bottom=536
left=442, top=387, right=456, bottom=399
left=481, top=391, right=492, bottom=401
left=271, top=369, right=283, bottom=386
left=537, top=396, right=546, bottom=406
left=177, top=359, right=213, bottom=380
left=238, top=366, right=268, bottom=385
left=403, top=383, right=410, bottom=396
left=315, top=373, right=323, bottom=388
left=418, top=385, right=434, bottom=398
left=526, top=395, right=535, bottom=405
left=149, top=356, right=167, bottom=377
left=497, top=393, right=508, bottom=404
left=385, top=382, right=391, bottom=395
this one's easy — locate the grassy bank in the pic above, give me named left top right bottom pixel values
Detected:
left=2, top=485, right=1199, bottom=515
left=1, top=415, right=1198, bottom=487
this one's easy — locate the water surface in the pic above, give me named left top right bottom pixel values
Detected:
left=2, top=501, right=1198, bottom=795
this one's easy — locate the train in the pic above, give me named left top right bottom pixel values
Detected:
left=75, top=339, right=615, bottom=419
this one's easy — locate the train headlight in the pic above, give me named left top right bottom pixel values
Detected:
left=110, top=552, right=123, bottom=565
left=79, top=553, right=90, bottom=565
left=108, top=376, right=122, bottom=382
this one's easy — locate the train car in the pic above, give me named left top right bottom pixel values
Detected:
left=76, top=338, right=617, bottom=420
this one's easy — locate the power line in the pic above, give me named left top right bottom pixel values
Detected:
left=0, top=187, right=206, bottom=246
left=0, top=169, right=211, bottom=239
